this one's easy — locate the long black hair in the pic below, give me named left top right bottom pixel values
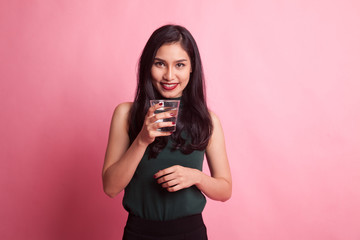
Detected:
left=128, top=24, right=213, bottom=158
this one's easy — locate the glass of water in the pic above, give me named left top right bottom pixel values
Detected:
left=150, top=99, right=180, bottom=132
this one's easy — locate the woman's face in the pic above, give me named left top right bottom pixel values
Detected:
left=151, top=42, right=192, bottom=98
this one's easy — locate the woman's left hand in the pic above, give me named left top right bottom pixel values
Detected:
left=154, top=165, right=201, bottom=192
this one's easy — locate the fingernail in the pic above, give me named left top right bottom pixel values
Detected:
left=172, top=122, right=176, bottom=125
left=153, top=174, right=157, bottom=178
left=170, top=113, right=175, bottom=116
left=159, top=102, right=163, bottom=106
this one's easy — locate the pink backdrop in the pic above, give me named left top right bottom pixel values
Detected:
left=1, top=0, right=360, bottom=239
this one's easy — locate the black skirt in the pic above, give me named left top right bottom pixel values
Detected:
left=123, top=213, right=208, bottom=240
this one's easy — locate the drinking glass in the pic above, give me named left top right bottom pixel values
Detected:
left=150, top=99, right=180, bottom=132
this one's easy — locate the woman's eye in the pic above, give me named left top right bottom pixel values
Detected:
left=176, top=63, right=185, bottom=68
left=154, top=62, right=165, bottom=67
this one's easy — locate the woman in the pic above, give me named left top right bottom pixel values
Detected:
left=102, top=24, right=231, bottom=240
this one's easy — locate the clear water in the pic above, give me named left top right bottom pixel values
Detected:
left=154, top=107, right=177, bottom=132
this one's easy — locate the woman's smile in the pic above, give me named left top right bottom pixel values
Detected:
left=161, top=82, right=179, bottom=91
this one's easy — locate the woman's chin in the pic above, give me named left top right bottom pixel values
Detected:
left=158, top=91, right=181, bottom=99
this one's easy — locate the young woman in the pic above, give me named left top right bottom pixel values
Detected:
left=102, top=24, right=231, bottom=240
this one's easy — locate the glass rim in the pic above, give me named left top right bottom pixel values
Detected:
left=150, top=99, right=181, bottom=103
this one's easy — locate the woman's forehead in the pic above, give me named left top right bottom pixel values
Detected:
left=155, top=42, right=190, bottom=60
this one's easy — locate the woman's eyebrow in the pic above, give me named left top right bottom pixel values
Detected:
left=154, top=57, right=188, bottom=62
left=153, top=57, right=165, bottom=62
left=176, top=59, right=188, bottom=62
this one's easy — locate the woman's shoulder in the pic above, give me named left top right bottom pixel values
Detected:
left=208, top=110, right=221, bottom=125
left=114, top=102, right=133, bottom=114
left=112, top=102, right=133, bottom=125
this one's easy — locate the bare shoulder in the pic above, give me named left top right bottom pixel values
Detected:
left=207, top=110, right=225, bottom=147
left=208, top=110, right=222, bottom=127
left=111, top=102, right=133, bottom=131
left=114, top=102, right=133, bottom=116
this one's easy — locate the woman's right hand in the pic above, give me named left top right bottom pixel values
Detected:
left=137, top=103, right=175, bottom=146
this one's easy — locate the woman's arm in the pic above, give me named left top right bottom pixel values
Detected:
left=154, top=112, right=232, bottom=202
left=197, top=111, right=232, bottom=201
left=102, top=102, right=174, bottom=198
left=102, top=103, right=145, bottom=198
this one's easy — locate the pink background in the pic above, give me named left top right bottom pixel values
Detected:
left=1, top=0, right=360, bottom=239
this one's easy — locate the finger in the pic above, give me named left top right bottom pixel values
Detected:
left=147, top=123, right=174, bottom=137
left=161, top=179, right=179, bottom=188
left=155, top=110, right=177, bottom=121
left=152, top=130, right=173, bottom=138
left=157, top=173, right=176, bottom=184
left=167, top=184, right=182, bottom=192
left=149, top=112, right=176, bottom=125
left=154, top=121, right=175, bottom=130
left=147, top=103, right=163, bottom=117
left=149, top=113, right=163, bottom=124
left=146, top=121, right=175, bottom=136
left=154, top=165, right=177, bottom=179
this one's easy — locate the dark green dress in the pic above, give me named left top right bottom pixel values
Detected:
left=122, top=136, right=206, bottom=221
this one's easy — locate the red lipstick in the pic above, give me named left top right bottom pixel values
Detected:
left=161, top=83, right=178, bottom=91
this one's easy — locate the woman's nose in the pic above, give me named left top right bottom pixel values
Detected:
left=164, top=67, right=175, bottom=81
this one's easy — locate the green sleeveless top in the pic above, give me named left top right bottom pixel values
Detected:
left=122, top=136, right=206, bottom=221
